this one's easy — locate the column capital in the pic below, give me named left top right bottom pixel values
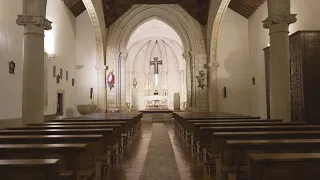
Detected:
left=182, top=51, right=195, bottom=60
left=16, top=15, right=52, bottom=30
left=118, top=52, right=128, bottom=60
left=262, top=14, right=297, bottom=29
left=95, top=65, right=107, bottom=71
left=207, top=62, right=220, bottom=71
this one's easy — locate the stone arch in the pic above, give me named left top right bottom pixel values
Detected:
left=208, top=0, right=231, bottom=64
left=81, top=0, right=107, bottom=111
left=106, top=4, right=208, bottom=111
left=206, top=0, right=231, bottom=112
left=108, top=4, right=200, bottom=54
left=82, top=0, right=106, bottom=65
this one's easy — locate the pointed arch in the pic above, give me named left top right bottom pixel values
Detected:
left=107, top=4, right=201, bottom=54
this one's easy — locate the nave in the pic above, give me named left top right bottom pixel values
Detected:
left=2, top=111, right=320, bottom=180
left=106, top=121, right=210, bottom=180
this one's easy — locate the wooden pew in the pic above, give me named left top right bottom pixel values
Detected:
left=0, top=159, right=60, bottom=180
left=0, top=134, right=107, bottom=178
left=31, top=121, right=127, bottom=125
left=53, top=117, right=138, bottom=146
left=194, top=122, right=304, bottom=162
left=0, top=143, right=90, bottom=180
left=212, top=130, right=320, bottom=179
left=249, top=153, right=320, bottom=180
left=224, top=139, right=320, bottom=180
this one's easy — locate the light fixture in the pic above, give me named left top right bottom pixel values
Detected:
left=48, top=54, right=56, bottom=59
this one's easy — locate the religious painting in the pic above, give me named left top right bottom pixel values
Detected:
left=53, top=66, right=56, bottom=77
left=72, top=78, right=75, bottom=86
left=9, top=61, right=15, bottom=74
left=90, top=88, right=93, bottom=99
left=60, top=68, right=63, bottom=79
left=107, top=70, right=115, bottom=90
left=56, top=75, right=60, bottom=84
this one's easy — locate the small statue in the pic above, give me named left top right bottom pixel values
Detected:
left=107, top=70, right=115, bottom=90
left=196, top=70, right=206, bottom=89
left=133, top=78, right=137, bottom=88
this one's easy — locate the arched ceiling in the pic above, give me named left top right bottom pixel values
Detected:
left=63, top=0, right=266, bottom=27
left=127, top=19, right=182, bottom=50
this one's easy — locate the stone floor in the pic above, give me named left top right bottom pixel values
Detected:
left=104, top=121, right=212, bottom=180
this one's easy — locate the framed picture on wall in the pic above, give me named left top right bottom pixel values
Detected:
left=60, top=68, right=62, bottom=79
left=66, top=71, right=68, bottom=81
left=53, top=66, right=56, bottom=77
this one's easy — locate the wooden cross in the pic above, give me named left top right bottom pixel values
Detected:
left=150, top=57, right=162, bottom=74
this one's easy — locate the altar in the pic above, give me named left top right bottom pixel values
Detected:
left=141, top=95, right=168, bottom=109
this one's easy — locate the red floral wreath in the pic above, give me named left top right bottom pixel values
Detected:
left=107, top=71, right=115, bottom=90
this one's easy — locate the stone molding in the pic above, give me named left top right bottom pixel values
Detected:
left=108, top=5, right=203, bottom=54
left=263, top=14, right=297, bottom=29
left=119, top=52, right=128, bottom=60
left=16, top=15, right=52, bottom=30
left=82, top=0, right=106, bottom=64
left=207, top=62, right=220, bottom=71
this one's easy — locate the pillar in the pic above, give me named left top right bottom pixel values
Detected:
left=263, top=0, right=297, bottom=121
left=183, top=52, right=196, bottom=108
left=207, top=62, right=220, bottom=112
left=96, top=65, right=107, bottom=112
left=17, top=0, right=52, bottom=124
left=118, top=52, right=128, bottom=111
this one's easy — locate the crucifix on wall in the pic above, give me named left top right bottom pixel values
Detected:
left=150, top=57, right=162, bottom=86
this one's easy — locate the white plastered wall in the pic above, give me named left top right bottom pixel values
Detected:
left=44, top=0, right=77, bottom=117
left=106, top=4, right=208, bottom=111
left=0, top=0, right=77, bottom=126
left=217, top=8, right=251, bottom=115
left=0, top=0, right=23, bottom=125
left=75, top=10, right=98, bottom=114
left=249, top=0, right=320, bottom=118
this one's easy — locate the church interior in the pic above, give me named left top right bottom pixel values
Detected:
left=1, top=0, right=320, bottom=179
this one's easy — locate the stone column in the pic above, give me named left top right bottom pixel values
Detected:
left=17, top=0, right=52, bottom=124
left=263, top=0, right=297, bottom=121
left=207, top=62, right=219, bottom=112
left=96, top=65, right=107, bottom=112
left=183, top=52, right=196, bottom=108
left=118, top=52, right=128, bottom=111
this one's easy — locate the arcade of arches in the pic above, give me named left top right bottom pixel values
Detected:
left=1, top=0, right=320, bottom=179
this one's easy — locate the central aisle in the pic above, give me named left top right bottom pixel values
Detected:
left=140, top=123, right=181, bottom=180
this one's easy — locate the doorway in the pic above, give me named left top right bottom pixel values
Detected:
left=57, top=93, right=64, bottom=116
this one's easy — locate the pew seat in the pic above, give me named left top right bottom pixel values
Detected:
left=0, top=159, right=60, bottom=180
left=249, top=153, right=320, bottom=180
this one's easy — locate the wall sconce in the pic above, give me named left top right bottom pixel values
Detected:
left=223, top=87, right=227, bottom=98
left=48, top=54, right=56, bottom=59
left=196, top=70, right=206, bottom=89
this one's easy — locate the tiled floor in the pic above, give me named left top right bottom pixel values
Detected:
left=105, top=121, right=211, bottom=180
